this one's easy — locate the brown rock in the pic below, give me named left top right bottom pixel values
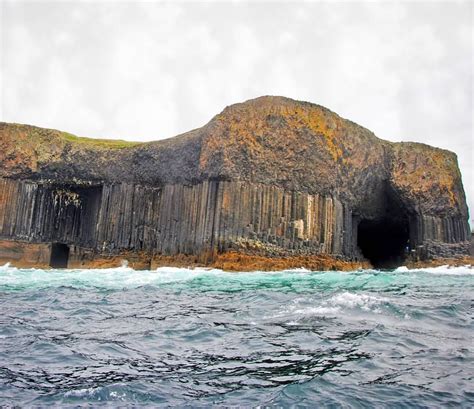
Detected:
left=0, top=96, right=470, bottom=269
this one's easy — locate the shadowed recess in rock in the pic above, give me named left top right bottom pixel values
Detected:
left=49, top=243, right=69, bottom=268
left=357, top=219, right=409, bottom=269
left=355, top=182, right=411, bottom=268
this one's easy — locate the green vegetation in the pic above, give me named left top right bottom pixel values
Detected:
left=60, top=131, right=142, bottom=149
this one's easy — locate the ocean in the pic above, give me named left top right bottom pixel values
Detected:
left=0, top=263, right=472, bottom=407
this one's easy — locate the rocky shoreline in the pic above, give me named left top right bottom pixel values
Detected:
left=1, top=96, right=471, bottom=269
left=1, top=238, right=472, bottom=272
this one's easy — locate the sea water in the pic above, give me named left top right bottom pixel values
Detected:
left=0, top=263, right=472, bottom=407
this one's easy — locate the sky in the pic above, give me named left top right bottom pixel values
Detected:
left=1, top=0, right=473, bottom=225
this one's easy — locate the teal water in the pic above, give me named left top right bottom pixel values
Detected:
left=0, top=263, right=472, bottom=407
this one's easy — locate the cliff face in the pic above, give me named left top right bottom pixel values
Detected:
left=0, top=96, right=470, bottom=269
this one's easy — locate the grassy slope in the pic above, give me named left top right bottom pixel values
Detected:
left=59, top=131, right=143, bottom=149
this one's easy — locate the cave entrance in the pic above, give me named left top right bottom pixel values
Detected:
left=357, top=218, right=409, bottom=269
left=46, top=184, right=103, bottom=246
left=50, top=243, right=70, bottom=268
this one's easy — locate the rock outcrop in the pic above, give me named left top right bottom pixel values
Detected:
left=0, top=96, right=470, bottom=269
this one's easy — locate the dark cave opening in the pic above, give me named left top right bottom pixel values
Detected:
left=357, top=218, right=409, bottom=269
left=50, top=243, right=70, bottom=268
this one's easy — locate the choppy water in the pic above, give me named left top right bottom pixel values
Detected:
left=0, top=263, right=473, bottom=407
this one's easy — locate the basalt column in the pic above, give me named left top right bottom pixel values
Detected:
left=1, top=96, right=471, bottom=268
left=79, top=180, right=353, bottom=259
left=0, top=178, right=103, bottom=247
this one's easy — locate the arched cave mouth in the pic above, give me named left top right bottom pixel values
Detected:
left=357, top=218, right=409, bottom=269
left=50, top=243, right=70, bottom=268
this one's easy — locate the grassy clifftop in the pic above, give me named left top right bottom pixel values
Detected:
left=0, top=122, right=144, bottom=182
left=1, top=122, right=142, bottom=150
left=60, top=130, right=142, bottom=149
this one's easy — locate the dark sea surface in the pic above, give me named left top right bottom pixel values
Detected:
left=0, top=263, right=472, bottom=408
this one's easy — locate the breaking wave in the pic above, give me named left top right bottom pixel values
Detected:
left=0, top=262, right=472, bottom=293
left=395, top=264, right=473, bottom=275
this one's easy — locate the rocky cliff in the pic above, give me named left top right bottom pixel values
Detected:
left=0, top=96, right=470, bottom=269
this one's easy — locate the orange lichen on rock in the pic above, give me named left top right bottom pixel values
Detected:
left=0, top=96, right=470, bottom=270
left=209, top=251, right=370, bottom=272
left=0, top=238, right=370, bottom=271
left=390, top=142, right=465, bottom=213
left=405, top=256, right=474, bottom=269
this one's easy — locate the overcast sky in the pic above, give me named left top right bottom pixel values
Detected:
left=1, top=0, right=473, bottom=225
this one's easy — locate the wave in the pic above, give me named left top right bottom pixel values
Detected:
left=63, top=386, right=128, bottom=400
left=0, top=261, right=472, bottom=292
left=0, top=262, right=225, bottom=290
left=289, top=292, right=388, bottom=316
left=396, top=264, right=473, bottom=275
left=329, top=291, right=388, bottom=309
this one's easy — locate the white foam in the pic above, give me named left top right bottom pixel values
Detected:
left=0, top=264, right=231, bottom=289
left=155, top=266, right=224, bottom=275
left=279, top=291, right=388, bottom=318
left=1, top=262, right=472, bottom=291
left=396, top=264, right=473, bottom=275
left=328, top=291, right=387, bottom=310
left=64, top=387, right=97, bottom=398
left=63, top=386, right=127, bottom=401
left=285, top=267, right=312, bottom=273
left=293, top=306, right=341, bottom=315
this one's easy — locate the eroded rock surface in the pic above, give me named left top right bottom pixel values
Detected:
left=0, top=96, right=470, bottom=269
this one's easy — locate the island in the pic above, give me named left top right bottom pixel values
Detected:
left=0, top=96, right=471, bottom=270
